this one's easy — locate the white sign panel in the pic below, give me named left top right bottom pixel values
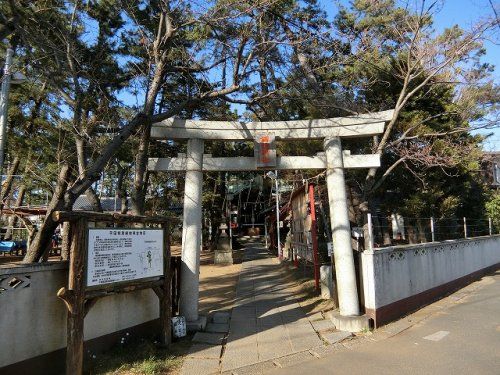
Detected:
left=327, top=242, right=334, bottom=256
left=86, top=228, right=164, bottom=287
left=352, top=227, right=364, bottom=238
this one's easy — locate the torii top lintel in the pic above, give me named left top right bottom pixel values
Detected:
left=151, top=110, right=393, bottom=141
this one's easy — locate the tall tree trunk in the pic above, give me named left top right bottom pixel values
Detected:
left=417, top=219, right=427, bottom=243
left=381, top=215, right=392, bottom=245
left=22, top=10, right=177, bottom=262
left=76, top=130, right=103, bottom=212
left=23, top=165, right=71, bottom=263
left=116, top=163, right=128, bottom=214
left=407, top=218, right=418, bottom=244
left=60, top=222, right=71, bottom=260
left=23, top=110, right=149, bottom=262
left=280, top=21, right=320, bottom=93
left=85, top=188, right=103, bottom=212
left=131, top=57, right=167, bottom=215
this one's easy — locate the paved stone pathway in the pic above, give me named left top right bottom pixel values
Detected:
left=221, top=239, right=323, bottom=372
left=180, top=237, right=347, bottom=375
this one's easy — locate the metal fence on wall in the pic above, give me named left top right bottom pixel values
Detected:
left=367, top=214, right=498, bottom=248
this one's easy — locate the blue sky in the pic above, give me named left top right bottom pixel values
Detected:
left=320, top=0, right=500, bottom=150
left=431, top=0, right=499, bottom=151
left=111, top=0, right=499, bottom=149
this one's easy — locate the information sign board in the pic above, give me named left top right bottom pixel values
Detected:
left=86, top=228, right=164, bottom=287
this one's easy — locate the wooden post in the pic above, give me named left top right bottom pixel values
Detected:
left=65, top=218, right=87, bottom=375
left=154, top=222, right=172, bottom=346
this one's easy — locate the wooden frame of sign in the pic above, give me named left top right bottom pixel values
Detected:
left=52, top=211, right=175, bottom=375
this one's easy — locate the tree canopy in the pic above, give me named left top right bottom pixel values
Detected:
left=0, top=0, right=498, bottom=260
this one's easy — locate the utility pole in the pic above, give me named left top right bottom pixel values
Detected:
left=0, top=48, right=14, bottom=178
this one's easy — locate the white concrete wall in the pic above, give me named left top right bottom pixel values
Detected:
left=361, top=235, right=500, bottom=311
left=0, top=262, right=158, bottom=368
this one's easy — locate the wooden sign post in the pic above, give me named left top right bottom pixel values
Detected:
left=53, top=211, right=174, bottom=375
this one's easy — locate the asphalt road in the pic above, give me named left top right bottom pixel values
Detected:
left=266, top=271, right=500, bottom=375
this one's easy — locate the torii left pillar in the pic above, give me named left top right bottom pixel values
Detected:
left=180, top=138, right=205, bottom=327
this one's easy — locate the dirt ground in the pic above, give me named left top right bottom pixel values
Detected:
left=171, top=244, right=242, bottom=315
left=173, top=241, right=334, bottom=317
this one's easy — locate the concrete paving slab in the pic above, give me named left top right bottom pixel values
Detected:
left=233, top=296, right=256, bottom=306
left=307, top=312, right=324, bottom=321
left=257, top=313, right=283, bottom=327
left=231, top=314, right=256, bottom=326
left=274, top=351, right=316, bottom=368
left=379, top=318, right=413, bottom=337
left=226, top=332, right=259, bottom=346
left=219, top=239, right=329, bottom=372
left=213, top=311, right=231, bottom=324
left=206, top=322, right=230, bottom=333
left=276, top=302, right=301, bottom=312
left=286, top=322, right=323, bottom=352
left=222, top=360, right=277, bottom=375
left=192, top=332, right=225, bottom=345
left=186, top=344, right=222, bottom=359
left=256, top=306, right=280, bottom=315
left=280, top=306, right=308, bottom=325
left=321, top=330, right=352, bottom=345
left=229, top=322, right=258, bottom=338
left=310, top=319, right=336, bottom=333
left=180, top=358, right=220, bottom=375
left=256, top=325, right=293, bottom=361
left=232, top=306, right=256, bottom=319
left=222, top=342, right=260, bottom=371
left=307, top=343, right=344, bottom=358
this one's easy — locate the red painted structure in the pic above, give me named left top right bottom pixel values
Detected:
left=308, top=184, right=320, bottom=292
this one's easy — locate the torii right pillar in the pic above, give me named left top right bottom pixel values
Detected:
left=324, top=137, right=367, bottom=331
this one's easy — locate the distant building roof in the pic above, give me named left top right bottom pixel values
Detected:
left=73, top=196, right=128, bottom=212
left=72, top=195, right=184, bottom=214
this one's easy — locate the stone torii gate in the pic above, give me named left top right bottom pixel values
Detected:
left=148, top=110, right=393, bottom=330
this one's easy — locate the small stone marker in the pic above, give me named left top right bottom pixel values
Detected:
left=172, top=316, right=187, bottom=338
